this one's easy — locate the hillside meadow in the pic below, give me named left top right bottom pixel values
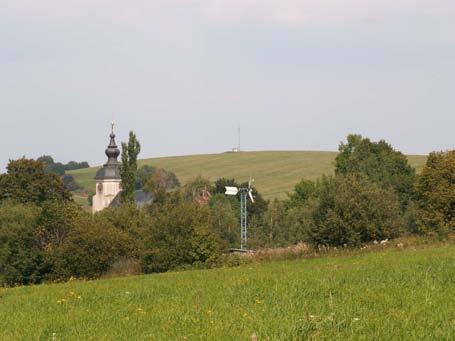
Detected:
left=69, top=151, right=427, bottom=200
left=1, top=244, right=454, bottom=340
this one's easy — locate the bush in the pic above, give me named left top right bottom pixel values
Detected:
left=309, top=175, right=404, bottom=247
left=0, top=202, right=46, bottom=286
left=414, top=150, right=455, bottom=236
left=47, top=217, right=133, bottom=281
left=140, top=198, right=222, bottom=273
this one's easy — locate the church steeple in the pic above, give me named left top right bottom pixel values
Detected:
left=105, top=123, right=120, bottom=165
left=94, top=123, right=122, bottom=180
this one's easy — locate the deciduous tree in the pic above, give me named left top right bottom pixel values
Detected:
left=335, top=134, right=416, bottom=208
left=415, top=150, right=455, bottom=235
left=0, top=158, right=71, bottom=205
left=120, top=131, right=141, bottom=204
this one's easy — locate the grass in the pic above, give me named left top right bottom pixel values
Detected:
left=69, top=151, right=427, bottom=200
left=1, top=244, right=455, bottom=340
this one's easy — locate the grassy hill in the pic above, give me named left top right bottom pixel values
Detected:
left=2, top=245, right=454, bottom=339
left=69, top=151, right=427, bottom=200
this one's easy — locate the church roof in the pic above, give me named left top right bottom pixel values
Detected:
left=95, top=164, right=121, bottom=180
left=95, top=127, right=121, bottom=181
left=109, top=190, right=154, bottom=209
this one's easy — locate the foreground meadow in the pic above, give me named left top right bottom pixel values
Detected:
left=1, top=245, right=454, bottom=340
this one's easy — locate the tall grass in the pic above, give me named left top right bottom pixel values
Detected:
left=1, top=244, right=454, bottom=340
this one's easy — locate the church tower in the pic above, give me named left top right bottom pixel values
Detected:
left=92, top=125, right=122, bottom=213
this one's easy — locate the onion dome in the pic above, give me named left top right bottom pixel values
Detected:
left=95, top=125, right=121, bottom=180
left=105, top=132, right=120, bottom=162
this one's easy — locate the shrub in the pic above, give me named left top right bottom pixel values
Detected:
left=414, top=150, right=455, bottom=236
left=140, top=200, right=222, bottom=273
left=309, top=175, right=404, bottom=247
left=0, top=202, right=46, bottom=286
left=47, top=216, right=133, bottom=280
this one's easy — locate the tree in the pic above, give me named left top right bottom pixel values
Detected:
left=142, top=167, right=180, bottom=191
left=37, top=155, right=54, bottom=166
left=120, top=131, right=141, bottom=204
left=47, top=216, right=133, bottom=281
left=211, top=178, right=239, bottom=195
left=62, top=174, right=81, bottom=191
left=0, top=158, right=72, bottom=205
left=238, top=181, right=268, bottom=219
left=309, top=175, right=404, bottom=247
left=208, top=194, right=239, bottom=248
left=36, top=155, right=88, bottom=187
left=211, top=177, right=268, bottom=220
left=335, top=134, right=416, bottom=208
left=286, top=179, right=317, bottom=209
left=183, top=176, right=211, bottom=204
left=414, top=150, right=455, bottom=236
left=140, top=200, right=222, bottom=273
left=0, top=202, right=46, bottom=286
left=136, top=165, right=156, bottom=190
left=64, top=161, right=89, bottom=171
left=37, top=200, right=82, bottom=249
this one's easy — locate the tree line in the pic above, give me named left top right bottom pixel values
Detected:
left=0, top=133, right=453, bottom=286
left=37, top=155, right=90, bottom=191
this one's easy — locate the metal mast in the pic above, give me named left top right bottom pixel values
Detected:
left=240, top=189, right=247, bottom=250
left=225, top=179, right=254, bottom=251
left=238, top=125, right=241, bottom=152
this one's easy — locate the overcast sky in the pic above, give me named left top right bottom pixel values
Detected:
left=1, top=0, right=454, bottom=169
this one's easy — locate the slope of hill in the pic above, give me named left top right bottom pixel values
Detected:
left=1, top=245, right=454, bottom=339
left=69, top=151, right=427, bottom=200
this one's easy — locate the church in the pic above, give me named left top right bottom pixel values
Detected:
left=92, top=127, right=152, bottom=213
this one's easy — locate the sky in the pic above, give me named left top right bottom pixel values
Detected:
left=1, top=0, right=454, bottom=169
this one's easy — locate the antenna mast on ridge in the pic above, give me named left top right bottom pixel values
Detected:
left=238, top=125, right=241, bottom=152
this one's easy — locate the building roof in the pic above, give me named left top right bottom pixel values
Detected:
left=109, top=190, right=154, bottom=209
left=95, top=164, right=121, bottom=180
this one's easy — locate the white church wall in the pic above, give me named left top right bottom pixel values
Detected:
left=92, top=180, right=122, bottom=213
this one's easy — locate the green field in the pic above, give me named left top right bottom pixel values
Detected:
left=69, top=151, right=427, bottom=200
left=1, top=245, right=454, bottom=339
